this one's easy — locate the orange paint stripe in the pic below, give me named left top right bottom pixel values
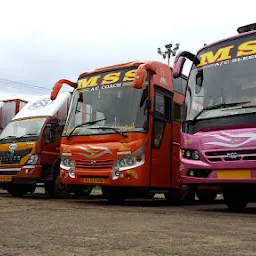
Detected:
left=42, top=151, right=60, bottom=156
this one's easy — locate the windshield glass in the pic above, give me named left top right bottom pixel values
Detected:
left=63, top=67, right=149, bottom=136
left=185, top=33, right=256, bottom=121
left=0, top=117, right=46, bottom=141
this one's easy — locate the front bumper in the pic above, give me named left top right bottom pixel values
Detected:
left=180, top=158, right=256, bottom=185
left=0, top=165, right=42, bottom=184
left=60, top=166, right=146, bottom=187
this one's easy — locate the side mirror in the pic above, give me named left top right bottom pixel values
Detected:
left=172, top=51, right=196, bottom=78
left=44, top=123, right=56, bottom=143
left=133, top=63, right=156, bottom=89
left=173, top=57, right=186, bottom=78
left=50, top=79, right=77, bottom=100
left=44, top=127, right=52, bottom=143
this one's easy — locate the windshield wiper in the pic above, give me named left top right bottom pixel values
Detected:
left=192, top=101, right=251, bottom=121
left=0, top=135, right=17, bottom=141
left=88, top=126, right=128, bottom=138
left=18, top=133, right=39, bottom=139
left=241, top=104, right=256, bottom=109
left=67, top=118, right=106, bottom=140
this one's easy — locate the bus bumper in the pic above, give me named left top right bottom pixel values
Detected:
left=180, top=158, right=256, bottom=185
left=0, top=165, right=42, bottom=186
left=60, top=166, right=146, bottom=187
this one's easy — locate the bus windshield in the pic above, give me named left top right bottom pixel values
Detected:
left=185, top=33, right=256, bottom=121
left=63, top=68, right=149, bottom=136
left=0, top=117, right=46, bottom=142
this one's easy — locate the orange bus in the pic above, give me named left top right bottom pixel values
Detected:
left=50, top=61, right=187, bottom=202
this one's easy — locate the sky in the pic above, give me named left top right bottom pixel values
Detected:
left=1, top=0, right=256, bottom=101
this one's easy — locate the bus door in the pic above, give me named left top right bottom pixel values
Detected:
left=150, top=86, right=173, bottom=188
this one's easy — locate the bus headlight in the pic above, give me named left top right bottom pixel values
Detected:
left=26, top=154, right=40, bottom=165
left=182, top=149, right=200, bottom=160
left=68, top=167, right=75, bottom=178
left=127, top=157, right=136, bottom=166
left=60, top=157, right=75, bottom=178
left=115, top=153, right=145, bottom=171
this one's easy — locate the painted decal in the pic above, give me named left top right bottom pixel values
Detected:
left=126, top=170, right=138, bottom=179
left=9, top=144, right=17, bottom=151
left=159, top=68, right=168, bottom=85
left=76, top=145, right=112, bottom=158
left=77, top=67, right=149, bottom=91
left=197, top=37, right=256, bottom=68
left=77, top=69, right=136, bottom=90
left=28, top=98, right=52, bottom=110
left=112, top=125, right=135, bottom=130
left=119, top=145, right=131, bottom=151
left=204, top=131, right=256, bottom=148
left=184, top=139, right=193, bottom=145
left=62, top=146, right=71, bottom=153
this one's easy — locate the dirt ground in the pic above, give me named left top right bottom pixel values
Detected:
left=0, top=188, right=256, bottom=256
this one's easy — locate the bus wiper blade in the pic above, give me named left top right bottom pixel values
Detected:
left=0, top=135, right=17, bottom=141
left=88, top=126, right=128, bottom=138
left=241, top=104, right=256, bottom=109
left=18, top=133, right=39, bottom=139
left=67, top=118, right=106, bottom=140
left=192, top=101, right=251, bottom=121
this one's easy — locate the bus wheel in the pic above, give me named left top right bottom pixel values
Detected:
left=196, top=189, right=217, bottom=203
left=223, top=190, right=248, bottom=211
left=101, top=187, right=125, bottom=204
left=74, top=185, right=93, bottom=197
left=7, top=184, right=28, bottom=197
left=45, top=175, right=69, bottom=198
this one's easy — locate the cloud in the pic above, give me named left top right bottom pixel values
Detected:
left=0, top=0, right=256, bottom=99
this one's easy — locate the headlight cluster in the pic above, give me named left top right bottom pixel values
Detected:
left=182, top=149, right=200, bottom=160
left=26, top=154, right=40, bottom=165
left=61, top=157, right=74, bottom=168
left=60, top=157, right=75, bottom=178
left=115, top=154, right=144, bottom=171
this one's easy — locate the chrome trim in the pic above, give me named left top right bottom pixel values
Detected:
left=0, top=168, right=21, bottom=172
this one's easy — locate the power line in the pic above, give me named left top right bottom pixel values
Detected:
left=0, top=77, right=51, bottom=91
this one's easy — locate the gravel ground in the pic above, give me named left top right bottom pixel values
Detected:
left=0, top=188, right=256, bottom=256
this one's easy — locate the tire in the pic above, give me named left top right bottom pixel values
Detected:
left=223, top=190, right=248, bottom=211
left=180, top=186, right=195, bottom=202
left=7, top=184, right=28, bottom=197
left=196, top=189, right=217, bottom=203
left=44, top=175, right=69, bottom=198
left=74, top=185, right=93, bottom=197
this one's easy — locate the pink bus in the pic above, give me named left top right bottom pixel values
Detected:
left=173, top=23, right=256, bottom=210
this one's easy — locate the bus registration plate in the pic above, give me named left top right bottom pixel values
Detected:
left=0, top=176, right=13, bottom=182
left=217, top=170, right=251, bottom=179
left=84, top=178, right=105, bottom=184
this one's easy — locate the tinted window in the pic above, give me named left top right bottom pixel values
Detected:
left=173, top=76, right=187, bottom=95
left=155, top=91, right=171, bottom=121
left=174, top=103, right=182, bottom=123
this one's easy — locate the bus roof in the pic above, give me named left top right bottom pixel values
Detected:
left=79, top=60, right=175, bottom=78
left=13, top=92, right=70, bottom=120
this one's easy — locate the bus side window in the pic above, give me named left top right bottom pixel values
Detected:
left=153, top=90, right=172, bottom=148
left=174, top=103, right=182, bottom=123
left=173, top=76, right=187, bottom=95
